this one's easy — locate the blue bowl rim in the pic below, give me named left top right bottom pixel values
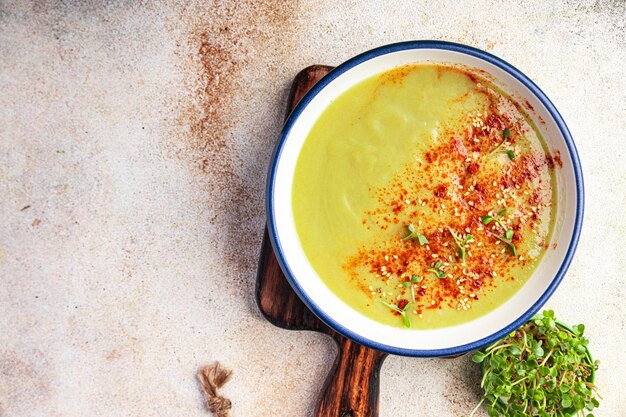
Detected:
left=265, top=40, right=584, bottom=357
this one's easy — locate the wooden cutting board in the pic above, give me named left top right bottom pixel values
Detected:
left=256, top=65, right=388, bottom=417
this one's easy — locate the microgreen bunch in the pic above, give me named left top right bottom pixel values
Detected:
left=470, top=310, right=599, bottom=417
left=427, top=261, right=446, bottom=278
left=491, top=128, right=515, bottom=160
left=381, top=300, right=411, bottom=328
left=482, top=208, right=517, bottom=255
left=448, top=227, right=474, bottom=262
left=404, top=224, right=428, bottom=245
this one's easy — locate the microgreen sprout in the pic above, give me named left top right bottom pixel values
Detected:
left=403, top=281, right=411, bottom=288
left=380, top=300, right=411, bottom=328
left=491, top=128, right=515, bottom=160
left=448, top=227, right=474, bottom=262
left=427, top=261, right=446, bottom=278
left=410, top=275, right=423, bottom=283
left=403, top=224, right=428, bottom=245
left=470, top=310, right=599, bottom=417
left=502, top=149, right=515, bottom=160
left=482, top=208, right=517, bottom=255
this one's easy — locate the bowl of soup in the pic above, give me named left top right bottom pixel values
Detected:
left=266, top=41, right=583, bottom=356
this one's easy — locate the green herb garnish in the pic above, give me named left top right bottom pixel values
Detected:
left=427, top=261, right=446, bottom=278
left=403, top=224, right=428, bottom=245
left=482, top=208, right=517, bottom=255
left=449, top=227, right=474, bottom=262
left=381, top=300, right=411, bottom=328
left=491, top=128, right=515, bottom=160
left=410, top=275, right=423, bottom=283
left=502, top=149, right=515, bottom=160
left=470, top=310, right=599, bottom=417
left=496, top=235, right=517, bottom=256
left=403, top=281, right=411, bottom=288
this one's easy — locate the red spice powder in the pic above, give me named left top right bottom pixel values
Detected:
left=342, top=73, right=556, bottom=319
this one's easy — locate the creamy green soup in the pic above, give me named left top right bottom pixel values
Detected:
left=292, top=64, right=556, bottom=329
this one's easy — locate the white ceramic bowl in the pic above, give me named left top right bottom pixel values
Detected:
left=266, top=41, right=583, bottom=357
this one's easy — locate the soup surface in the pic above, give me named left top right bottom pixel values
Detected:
left=292, top=64, right=557, bottom=329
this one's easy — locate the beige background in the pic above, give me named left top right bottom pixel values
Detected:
left=1, top=1, right=624, bottom=416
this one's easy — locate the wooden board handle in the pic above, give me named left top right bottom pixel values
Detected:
left=315, top=335, right=387, bottom=417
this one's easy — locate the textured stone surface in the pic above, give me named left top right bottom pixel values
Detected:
left=0, top=1, right=624, bottom=416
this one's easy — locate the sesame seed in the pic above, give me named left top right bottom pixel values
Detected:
left=418, top=314, right=423, bottom=319
left=384, top=255, right=389, bottom=261
left=393, top=255, right=398, bottom=259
